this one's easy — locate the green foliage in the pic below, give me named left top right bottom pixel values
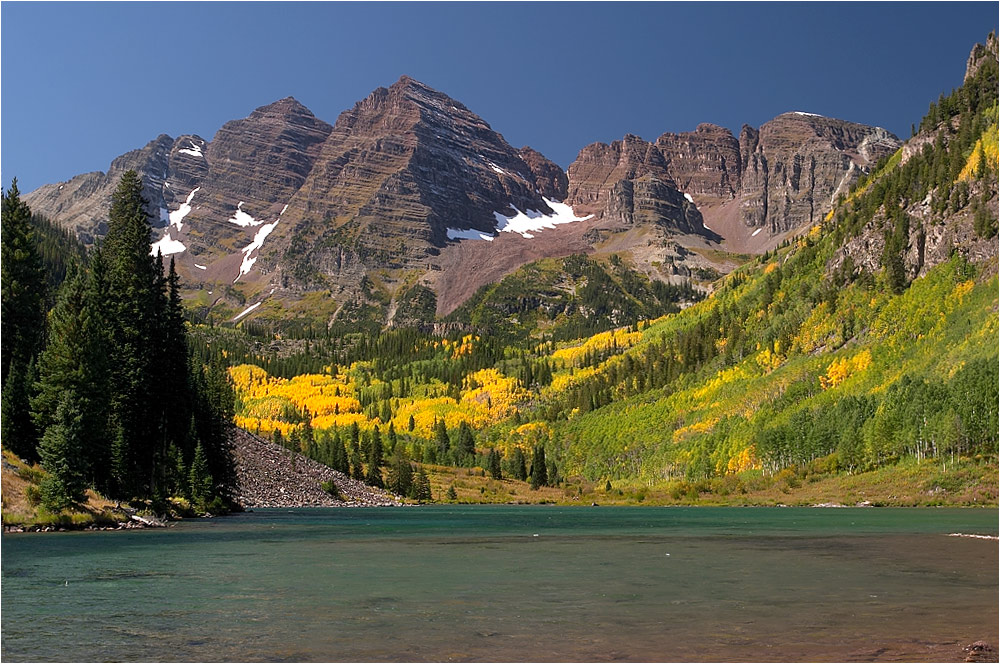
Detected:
left=320, top=479, right=342, bottom=500
left=1, top=179, right=48, bottom=385
left=188, top=443, right=213, bottom=510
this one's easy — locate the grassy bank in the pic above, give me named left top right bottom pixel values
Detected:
left=1, top=449, right=209, bottom=531
left=426, top=456, right=998, bottom=507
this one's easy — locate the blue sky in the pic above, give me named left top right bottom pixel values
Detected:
left=2, top=2, right=996, bottom=192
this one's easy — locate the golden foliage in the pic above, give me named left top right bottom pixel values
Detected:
left=551, top=328, right=642, bottom=366
left=958, top=123, right=999, bottom=181
left=819, top=350, right=873, bottom=390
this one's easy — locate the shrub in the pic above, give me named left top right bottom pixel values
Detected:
left=25, top=484, right=41, bottom=507
left=321, top=480, right=342, bottom=500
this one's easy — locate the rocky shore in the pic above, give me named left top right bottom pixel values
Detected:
left=229, top=428, right=403, bottom=508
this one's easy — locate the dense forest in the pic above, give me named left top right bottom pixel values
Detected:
left=1, top=174, right=235, bottom=513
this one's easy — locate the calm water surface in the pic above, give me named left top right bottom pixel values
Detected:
left=2, top=506, right=997, bottom=662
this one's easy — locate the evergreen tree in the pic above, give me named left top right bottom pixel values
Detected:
left=1, top=179, right=47, bottom=387
left=530, top=445, right=548, bottom=489
left=103, top=171, right=163, bottom=498
left=188, top=442, right=213, bottom=509
left=434, top=418, right=450, bottom=458
left=509, top=447, right=528, bottom=481
left=365, top=426, right=384, bottom=488
left=1, top=357, right=39, bottom=461
left=386, top=421, right=398, bottom=455
left=32, top=264, right=113, bottom=492
left=37, top=387, right=90, bottom=510
left=350, top=438, right=364, bottom=481
left=487, top=448, right=502, bottom=480
left=386, top=452, right=413, bottom=497
left=330, top=430, right=349, bottom=474
left=411, top=466, right=432, bottom=502
left=456, top=421, right=476, bottom=465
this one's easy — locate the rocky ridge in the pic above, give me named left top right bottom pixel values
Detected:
left=24, top=75, right=901, bottom=326
left=565, top=114, right=901, bottom=247
left=229, top=427, right=402, bottom=508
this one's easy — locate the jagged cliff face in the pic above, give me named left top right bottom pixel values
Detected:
left=738, top=113, right=900, bottom=233
left=278, top=76, right=555, bottom=275
left=24, top=74, right=902, bottom=325
left=565, top=113, right=901, bottom=248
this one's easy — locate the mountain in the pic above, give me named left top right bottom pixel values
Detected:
left=25, top=76, right=898, bottom=329
left=565, top=114, right=900, bottom=254
left=213, top=34, right=997, bottom=503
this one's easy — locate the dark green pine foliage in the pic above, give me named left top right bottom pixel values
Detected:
left=365, top=426, right=384, bottom=488
left=487, top=448, right=502, bottom=480
left=188, top=442, right=213, bottom=510
left=0, top=356, right=38, bottom=462
left=37, top=388, right=91, bottom=510
left=28, top=213, right=87, bottom=300
left=530, top=445, right=548, bottom=489
left=434, top=418, right=450, bottom=458
left=32, top=262, right=112, bottom=494
left=103, top=171, right=164, bottom=497
left=1, top=179, right=47, bottom=385
left=508, top=447, right=528, bottom=481
left=456, top=421, right=476, bottom=466
left=386, top=452, right=413, bottom=497
left=1, top=180, right=48, bottom=460
left=410, top=466, right=432, bottom=502
left=350, top=438, right=364, bottom=481
left=158, top=258, right=192, bottom=480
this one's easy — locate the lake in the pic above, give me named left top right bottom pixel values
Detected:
left=2, top=506, right=997, bottom=662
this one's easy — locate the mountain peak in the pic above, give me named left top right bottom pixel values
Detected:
left=251, top=96, right=316, bottom=119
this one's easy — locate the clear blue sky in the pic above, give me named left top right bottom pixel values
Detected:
left=2, top=2, right=996, bottom=192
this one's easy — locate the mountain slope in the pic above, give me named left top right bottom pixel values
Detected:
left=26, top=77, right=899, bottom=330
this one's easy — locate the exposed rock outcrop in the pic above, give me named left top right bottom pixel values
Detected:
left=228, top=428, right=401, bottom=508
left=518, top=145, right=569, bottom=200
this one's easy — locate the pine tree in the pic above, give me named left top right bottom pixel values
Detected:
left=434, top=418, right=450, bottom=458
left=104, top=171, right=163, bottom=498
left=386, top=452, right=413, bottom=497
left=530, top=445, right=548, bottom=489
left=456, top=421, right=476, bottom=466
left=386, top=421, right=398, bottom=455
left=350, top=438, right=364, bottom=481
left=1, top=357, right=39, bottom=462
left=37, top=387, right=90, bottom=510
left=32, top=263, right=112, bottom=492
left=1, top=179, right=47, bottom=387
left=411, top=466, right=432, bottom=502
left=510, top=447, right=528, bottom=481
left=188, top=442, right=213, bottom=510
left=487, top=448, right=502, bottom=480
left=365, top=426, right=384, bottom=488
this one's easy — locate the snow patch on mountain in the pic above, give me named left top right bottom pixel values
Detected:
left=233, top=301, right=262, bottom=321
left=169, top=187, right=200, bottom=231
left=447, top=227, right=495, bottom=241
left=229, top=201, right=265, bottom=228
left=150, top=233, right=186, bottom=256
left=234, top=204, right=287, bottom=282
left=494, top=198, right=593, bottom=238
left=178, top=142, right=204, bottom=158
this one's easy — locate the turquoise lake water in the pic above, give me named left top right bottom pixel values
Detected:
left=2, top=506, right=997, bottom=662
